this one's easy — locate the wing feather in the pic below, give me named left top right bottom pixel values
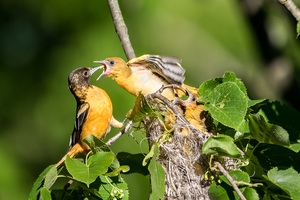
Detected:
left=68, top=102, right=90, bottom=150
left=129, top=54, right=185, bottom=85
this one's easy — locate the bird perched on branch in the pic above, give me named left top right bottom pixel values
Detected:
left=55, top=66, right=123, bottom=169
left=94, top=54, right=199, bottom=100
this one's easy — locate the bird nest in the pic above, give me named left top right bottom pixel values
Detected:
left=143, top=89, right=240, bottom=200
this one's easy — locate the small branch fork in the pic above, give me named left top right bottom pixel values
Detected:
left=278, top=0, right=300, bottom=21
left=107, top=0, right=136, bottom=60
left=214, top=161, right=247, bottom=200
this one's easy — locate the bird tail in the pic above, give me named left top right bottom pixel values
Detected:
left=55, top=143, right=83, bottom=169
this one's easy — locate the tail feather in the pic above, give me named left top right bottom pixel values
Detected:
left=55, top=143, right=83, bottom=169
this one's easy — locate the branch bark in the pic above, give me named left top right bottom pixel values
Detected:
left=278, top=0, right=300, bottom=21
left=107, top=0, right=136, bottom=60
left=214, top=161, right=246, bottom=200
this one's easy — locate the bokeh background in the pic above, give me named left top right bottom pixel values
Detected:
left=1, top=0, right=299, bottom=199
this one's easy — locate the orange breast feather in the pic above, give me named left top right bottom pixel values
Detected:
left=80, top=86, right=113, bottom=142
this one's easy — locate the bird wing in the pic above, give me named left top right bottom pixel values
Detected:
left=129, top=55, right=185, bottom=85
left=68, top=102, right=90, bottom=150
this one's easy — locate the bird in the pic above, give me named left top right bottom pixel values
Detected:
left=93, top=55, right=210, bottom=135
left=93, top=54, right=199, bottom=100
left=55, top=66, right=123, bottom=169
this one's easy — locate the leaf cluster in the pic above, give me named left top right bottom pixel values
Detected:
left=199, top=72, right=300, bottom=200
left=30, top=135, right=129, bottom=200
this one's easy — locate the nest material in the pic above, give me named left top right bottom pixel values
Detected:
left=143, top=96, right=239, bottom=200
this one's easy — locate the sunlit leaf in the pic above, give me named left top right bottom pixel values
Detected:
left=65, top=152, right=114, bottom=187
left=267, top=167, right=300, bottom=199
left=203, top=82, right=248, bottom=131
left=83, top=134, right=120, bottom=169
left=43, top=165, right=57, bottom=190
left=40, top=187, right=52, bottom=200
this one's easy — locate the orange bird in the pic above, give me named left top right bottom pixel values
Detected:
left=94, top=55, right=199, bottom=100
left=55, top=66, right=123, bottom=168
left=94, top=55, right=209, bottom=135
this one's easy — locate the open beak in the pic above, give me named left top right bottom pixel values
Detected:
left=93, top=60, right=110, bottom=80
left=89, top=66, right=103, bottom=76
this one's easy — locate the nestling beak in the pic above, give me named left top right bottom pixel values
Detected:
left=89, top=66, right=103, bottom=76
left=93, top=60, right=111, bottom=80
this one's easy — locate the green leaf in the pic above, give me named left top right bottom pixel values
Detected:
left=105, top=165, right=130, bottom=177
left=142, top=143, right=156, bottom=166
left=297, top=21, right=300, bottom=38
left=29, top=164, right=55, bottom=200
left=208, top=181, right=231, bottom=200
left=259, top=101, right=300, bottom=152
left=149, top=143, right=165, bottom=200
left=65, top=152, right=114, bottom=187
left=267, top=167, right=300, bottom=199
left=248, top=99, right=266, bottom=108
left=40, top=187, right=52, bottom=200
left=83, top=134, right=111, bottom=153
left=203, top=82, right=248, bottom=131
left=198, top=77, right=223, bottom=100
left=222, top=72, right=247, bottom=96
left=249, top=113, right=290, bottom=146
left=98, top=175, right=129, bottom=200
left=126, top=92, right=156, bottom=122
left=243, top=188, right=259, bottom=200
left=83, top=134, right=120, bottom=169
left=202, top=135, right=241, bottom=158
left=43, top=166, right=57, bottom=190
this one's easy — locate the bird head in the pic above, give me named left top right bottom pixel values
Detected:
left=93, top=57, right=129, bottom=80
left=68, top=66, right=101, bottom=99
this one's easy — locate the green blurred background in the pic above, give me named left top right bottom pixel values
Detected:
left=1, top=0, right=299, bottom=199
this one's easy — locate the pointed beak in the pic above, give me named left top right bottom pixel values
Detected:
left=89, top=66, right=103, bottom=76
left=93, top=60, right=109, bottom=80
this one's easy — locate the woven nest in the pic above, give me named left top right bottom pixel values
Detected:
left=143, top=95, right=239, bottom=200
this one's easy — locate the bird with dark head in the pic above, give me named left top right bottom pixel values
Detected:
left=55, top=66, right=123, bottom=169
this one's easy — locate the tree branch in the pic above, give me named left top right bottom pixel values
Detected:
left=214, top=161, right=246, bottom=200
left=278, top=0, right=300, bottom=21
left=106, top=120, right=133, bottom=146
left=107, top=0, right=136, bottom=60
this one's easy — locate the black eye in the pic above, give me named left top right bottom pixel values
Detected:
left=83, top=71, right=88, bottom=76
left=110, top=60, right=115, bottom=65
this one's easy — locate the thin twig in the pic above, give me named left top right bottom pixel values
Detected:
left=106, top=120, right=133, bottom=146
left=214, top=161, right=246, bottom=200
left=107, top=0, right=136, bottom=60
left=278, top=0, right=300, bottom=21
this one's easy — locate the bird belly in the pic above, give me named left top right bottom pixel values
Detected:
left=80, top=87, right=113, bottom=149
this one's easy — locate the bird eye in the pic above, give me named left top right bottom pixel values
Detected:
left=83, top=71, right=88, bottom=76
left=110, top=60, right=115, bottom=65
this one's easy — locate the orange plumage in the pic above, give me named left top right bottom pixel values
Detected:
left=94, top=55, right=209, bottom=135
left=56, top=67, right=122, bottom=168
